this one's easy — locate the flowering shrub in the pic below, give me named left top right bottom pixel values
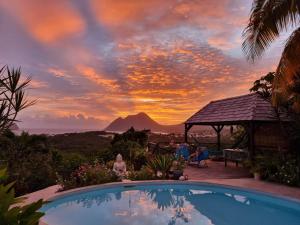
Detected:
left=273, top=158, right=299, bottom=186
left=249, top=153, right=300, bottom=186
left=59, top=162, right=119, bottom=190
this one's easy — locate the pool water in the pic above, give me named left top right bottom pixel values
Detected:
left=41, top=184, right=300, bottom=225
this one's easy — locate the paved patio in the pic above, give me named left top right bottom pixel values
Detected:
left=184, top=160, right=251, bottom=180
left=183, top=160, right=300, bottom=200
left=197, top=178, right=300, bottom=200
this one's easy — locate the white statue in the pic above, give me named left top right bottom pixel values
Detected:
left=113, top=154, right=127, bottom=178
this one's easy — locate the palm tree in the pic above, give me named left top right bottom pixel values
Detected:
left=0, top=66, right=35, bottom=133
left=242, top=0, right=300, bottom=112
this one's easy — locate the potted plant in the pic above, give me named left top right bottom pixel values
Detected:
left=244, top=158, right=263, bottom=180
left=251, top=165, right=262, bottom=180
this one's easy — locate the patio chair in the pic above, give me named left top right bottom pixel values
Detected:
left=175, top=144, right=190, bottom=161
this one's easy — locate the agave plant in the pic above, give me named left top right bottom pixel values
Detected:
left=242, top=0, right=300, bottom=112
left=0, top=168, right=45, bottom=225
left=147, top=155, right=174, bottom=179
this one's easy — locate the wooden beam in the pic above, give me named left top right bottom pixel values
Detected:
left=184, top=124, right=193, bottom=143
left=212, top=125, right=224, bottom=133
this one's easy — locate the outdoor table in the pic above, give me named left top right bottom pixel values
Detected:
left=223, top=148, right=248, bottom=167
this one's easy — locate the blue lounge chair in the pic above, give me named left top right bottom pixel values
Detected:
left=175, top=144, right=190, bottom=161
left=189, top=150, right=209, bottom=167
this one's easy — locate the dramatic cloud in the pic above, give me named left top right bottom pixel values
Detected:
left=0, top=0, right=284, bottom=129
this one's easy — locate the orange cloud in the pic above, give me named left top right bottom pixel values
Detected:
left=90, top=0, right=163, bottom=27
left=0, top=0, right=85, bottom=43
left=77, top=65, right=120, bottom=90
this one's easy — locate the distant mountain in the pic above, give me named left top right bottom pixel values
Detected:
left=105, top=112, right=184, bottom=133
left=10, top=123, right=19, bottom=130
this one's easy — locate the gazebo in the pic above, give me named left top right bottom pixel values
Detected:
left=184, top=93, right=290, bottom=157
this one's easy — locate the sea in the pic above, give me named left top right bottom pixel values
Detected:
left=14, top=128, right=100, bottom=135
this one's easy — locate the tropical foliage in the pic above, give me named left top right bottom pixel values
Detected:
left=0, top=168, right=45, bottom=225
left=243, top=0, right=300, bottom=112
left=0, top=66, right=34, bottom=134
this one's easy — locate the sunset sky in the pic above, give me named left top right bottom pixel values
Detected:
left=0, top=0, right=289, bottom=129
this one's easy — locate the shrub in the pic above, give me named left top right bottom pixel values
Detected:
left=131, top=148, right=148, bottom=170
left=0, top=131, right=57, bottom=196
left=248, top=153, right=300, bottom=186
left=96, top=147, right=114, bottom=163
left=106, top=160, right=115, bottom=171
left=55, top=152, right=87, bottom=180
left=274, top=157, right=300, bottom=186
left=59, top=162, right=119, bottom=190
left=110, top=140, right=148, bottom=170
left=13, top=153, right=57, bottom=195
left=147, top=155, right=174, bottom=179
left=0, top=168, right=45, bottom=225
left=128, top=166, right=154, bottom=181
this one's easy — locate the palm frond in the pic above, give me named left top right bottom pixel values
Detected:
left=273, top=27, right=300, bottom=111
left=242, top=0, right=300, bottom=61
left=0, top=66, right=35, bottom=133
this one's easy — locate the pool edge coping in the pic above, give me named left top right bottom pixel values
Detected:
left=44, top=180, right=300, bottom=203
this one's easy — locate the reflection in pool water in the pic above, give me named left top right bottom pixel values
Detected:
left=41, top=184, right=300, bottom=225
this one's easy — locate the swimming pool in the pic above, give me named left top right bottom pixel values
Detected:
left=41, top=182, right=300, bottom=225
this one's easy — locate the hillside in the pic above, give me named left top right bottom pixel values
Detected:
left=48, top=131, right=112, bottom=154
left=105, top=112, right=184, bottom=133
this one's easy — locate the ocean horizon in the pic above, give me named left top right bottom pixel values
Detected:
left=15, top=128, right=102, bottom=135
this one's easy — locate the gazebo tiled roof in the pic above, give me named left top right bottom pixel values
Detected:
left=185, top=93, right=290, bottom=125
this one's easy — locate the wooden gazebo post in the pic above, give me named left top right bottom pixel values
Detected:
left=248, top=122, right=255, bottom=159
left=212, top=125, right=224, bottom=151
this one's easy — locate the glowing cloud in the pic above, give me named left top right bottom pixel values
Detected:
left=0, top=0, right=281, bottom=128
